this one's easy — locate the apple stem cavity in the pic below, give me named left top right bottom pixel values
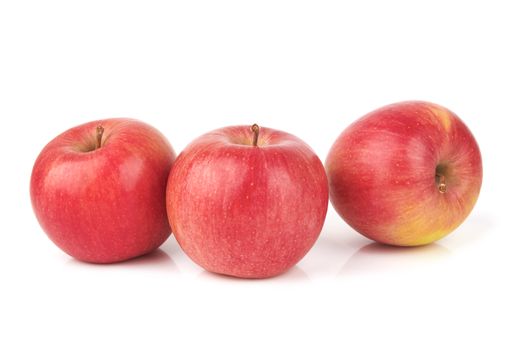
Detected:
left=96, top=125, right=104, bottom=149
left=437, top=173, right=447, bottom=193
left=251, top=124, right=260, bottom=147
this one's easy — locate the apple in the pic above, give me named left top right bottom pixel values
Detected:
left=166, top=124, right=328, bottom=278
left=30, top=119, right=176, bottom=263
left=326, top=101, right=482, bottom=246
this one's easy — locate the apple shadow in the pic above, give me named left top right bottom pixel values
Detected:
left=314, top=228, right=368, bottom=253
left=338, top=242, right=451, bottom=276
left=273, top=266, right=310, bottom=282
left=442, top=212, right=493, bottom=248
left=66, top=248, right=178, bottom=273
left=297, top=229, right=368, bottom=277
left=198, top=265, right=310, bottom=283
left=116, top=249, right=178, bottom=272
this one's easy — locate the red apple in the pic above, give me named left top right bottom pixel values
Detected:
left=326, top=101, right=482, bottom=246
left=166, top=124, right=328, bottom=278
left=30, top=119, right=176, bottom=263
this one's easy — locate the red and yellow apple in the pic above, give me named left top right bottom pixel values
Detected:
left=326, top=101, right=482, bottom=246
left=30, top=119, right=176, bottom=263
left=166, top=124, right=328, bottom=278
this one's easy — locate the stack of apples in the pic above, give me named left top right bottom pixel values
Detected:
left=30, top=101, right=482, bottom=278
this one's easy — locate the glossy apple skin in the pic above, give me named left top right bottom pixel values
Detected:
left=166, top=125, right=328, bottom=278
left=30, top=119, right=176, bottom=263
left=326, top=101, right=482, bottom=246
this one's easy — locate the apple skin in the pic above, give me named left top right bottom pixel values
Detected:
left=166, top=125, right=328, bottom=278
left=30, top=119, right=176, bottom=263
left=326, top=101, right=482, bottom=246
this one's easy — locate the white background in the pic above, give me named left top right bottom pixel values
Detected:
left=1, top=1, right=523, bottom=349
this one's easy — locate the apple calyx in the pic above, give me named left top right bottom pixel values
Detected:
left=251, top=124, right=260, bottom=147
left=436, top=173, right=447, bottom=193
left=96, top=125, right=104, bottom=149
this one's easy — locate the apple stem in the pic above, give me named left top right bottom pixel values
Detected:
left=437, top=174, right=447, bottom=193
left=96, top=125, right=104, bottom=149
left=251, top=124, right=260, bottom=147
